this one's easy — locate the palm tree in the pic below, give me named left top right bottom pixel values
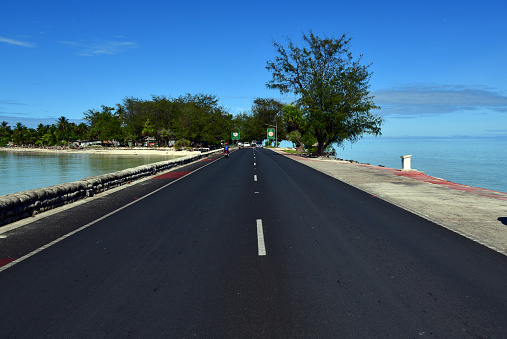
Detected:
left=0, top=121, right=12, bottom=146
left=12, top=122, right=27, bottom=145
left=56, top=116, right=70, bottom=146
left=0, top=121, right=11, bottom=136
left=75, top=123, right=89, bottom=140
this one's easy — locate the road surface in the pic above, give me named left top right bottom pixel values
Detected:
left=1, top=148, right=506, bottom=337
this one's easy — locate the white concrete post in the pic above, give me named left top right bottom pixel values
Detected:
left=401, top=155, right=413, bottom=171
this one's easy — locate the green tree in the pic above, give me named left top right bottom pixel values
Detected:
left=231, top=112, right=256, bottom=143
left=0, top=121, right=12, bottom=146
left=174, top=93, right=228, bottom=146
left=251, top=98, right=284, bottom=142
left=84, top=106, right=124, bottom=142
left=266, top=31, right=383, bottom=156
left=142, top=118, right=156, bottom=146
left=282, top=104, right=307, bottom=151
left=56, top=116, right=70, bottom=146
left=119, top=97, right=156, bottom=145
left=12, top=122, right=28, bottom=145
left=150, top=96, right=177, bottom=146
left=74, top=122, right=90, bottom=140
left=36, top=125, right=58, bottom=146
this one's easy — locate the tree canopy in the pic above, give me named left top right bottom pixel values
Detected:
left=266, top=31, right=383, bottom=155
left=0, top=94, right=238, bottom=148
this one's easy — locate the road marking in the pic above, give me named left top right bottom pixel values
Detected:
left=254, top=162, right=256, bottom=166
left=256, top=219, right=266, bottom=256
left=254, top=175, right=257, bottom=181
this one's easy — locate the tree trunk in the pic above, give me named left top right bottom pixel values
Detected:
left=294, top=131, right=305, bottom=153
left=317, top=141, right=326, bottom=157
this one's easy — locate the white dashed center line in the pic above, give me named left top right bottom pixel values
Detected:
left=256, top=219, right=266, bottom=256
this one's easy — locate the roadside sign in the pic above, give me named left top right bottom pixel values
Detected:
left=232, top=131, right=240, bottom=140
left=267, top=128, right=275, bottom=140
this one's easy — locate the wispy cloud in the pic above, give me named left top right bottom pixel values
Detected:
left=485, top=129, right=507, bottom=133
left=0, top=36, right=35, bottom=48
left=59, top=39, right=138, bottom=56
left=0, top=99, right=29, bottom=106
left=373, top=84, right=507, bottom=117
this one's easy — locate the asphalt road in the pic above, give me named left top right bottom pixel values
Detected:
left=1, top=148, right=506, bottom=338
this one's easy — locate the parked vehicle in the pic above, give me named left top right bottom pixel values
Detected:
left=244, top=142, right=251, bottom=147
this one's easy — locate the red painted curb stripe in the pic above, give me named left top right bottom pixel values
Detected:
left=0, top=259, right=16, bottom=268
left=357, top=164, right=507, bottom=200
left=200, top=158, right=216, bottom=161
left=152, top=171, right=192, bottom=179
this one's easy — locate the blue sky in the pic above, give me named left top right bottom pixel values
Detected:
left=1, top=0, right=507, bottom=138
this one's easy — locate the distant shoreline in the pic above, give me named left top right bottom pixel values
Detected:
left=0, top=146, right=199, bottom=156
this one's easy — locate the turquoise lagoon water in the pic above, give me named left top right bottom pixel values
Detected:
left=335, top=137, right=507, bottom=193
left=0, top=151, right=181, bottom=196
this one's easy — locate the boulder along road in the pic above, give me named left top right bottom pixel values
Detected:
left=1, top=148, right=506, bottom=338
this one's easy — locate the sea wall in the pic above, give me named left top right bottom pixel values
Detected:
left=0, top=149, right=221, bottom=226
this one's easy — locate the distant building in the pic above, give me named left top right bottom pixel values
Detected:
left=144, top=136, right=157, bottom=147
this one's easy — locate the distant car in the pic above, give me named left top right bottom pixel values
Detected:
left=243, top=142, right=251, bottom=147
left=256, top=142, right=263, bottom=148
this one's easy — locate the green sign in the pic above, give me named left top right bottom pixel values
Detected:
left=232, top=131, right=240, bottom=140
left=267, top=128, right=275, bottom=140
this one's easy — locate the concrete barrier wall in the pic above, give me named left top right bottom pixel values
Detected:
left=0, top=149, right=221, bottom=227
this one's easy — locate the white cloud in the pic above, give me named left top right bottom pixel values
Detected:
left=59, top=40, right=138, bottom=56
left=0, top=99, right=29, bottom=106
left=373, top=84, right=507, bottom=117
left=0, top=36, right=35, bottom=48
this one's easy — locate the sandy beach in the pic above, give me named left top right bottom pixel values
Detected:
left=0, top=146, right=202, bottom=156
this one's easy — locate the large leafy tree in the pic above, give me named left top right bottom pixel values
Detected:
left=230, top=112, right=252, bottom=143
left=174, top=93, right=229, bottom=146
left=84, top=106, right=124, bottom=142
left=230, top=99, right=284, bottom=145
left=250, top=98, right=284, bottom=143
left=282, top=104, right=307, bottom=151
left=266, top=31, right=383, bottom=155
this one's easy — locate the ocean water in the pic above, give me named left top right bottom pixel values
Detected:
left=335, top=137, right=507, bottom=193
left=0, top=152, right=181, bottom=196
